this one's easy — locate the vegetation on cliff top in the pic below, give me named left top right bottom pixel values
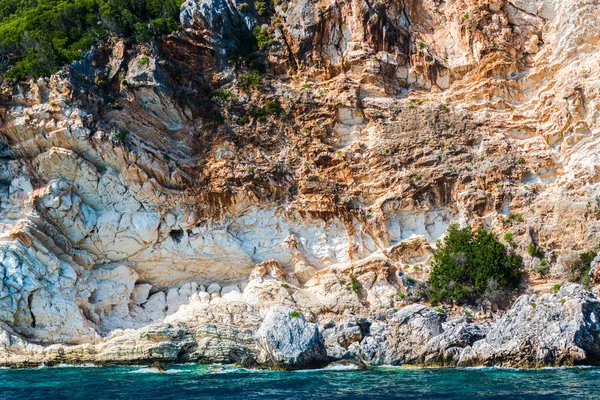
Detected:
left=427, top=224, right=522, bottom=305
left=0, top=0, right=183, bottom=80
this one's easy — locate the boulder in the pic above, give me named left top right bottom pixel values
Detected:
left=255, top=307, right=327, bottom=369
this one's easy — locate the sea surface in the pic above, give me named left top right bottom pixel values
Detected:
left=1, top=364, right=599, bottom=399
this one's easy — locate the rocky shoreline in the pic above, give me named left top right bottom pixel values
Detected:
left=1, top=284, right=598, bottom=370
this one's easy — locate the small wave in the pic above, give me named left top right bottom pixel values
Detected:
left=540, top=366, right=594, bottom=370
left=322, top=364, right=361, bottom=371
left=57, top=363, right=98, bottom=368
left=130, top=367, right=184, bottom=374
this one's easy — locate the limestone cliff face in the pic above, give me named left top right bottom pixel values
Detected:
left=0, top=0, right=599, bottom=367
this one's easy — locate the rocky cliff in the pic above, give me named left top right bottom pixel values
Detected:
left=0, top=0, right=600, bottom=368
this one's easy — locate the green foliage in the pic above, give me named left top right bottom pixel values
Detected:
left=264, top=99, right=281, bottom=115
left=280, top=283, right=289, bottom=288
left=252, top=25, right=271, bottom=50
left=397, top=293, right=406, bottom=299
left=503, top=213, right=524, bottom=224
left=567, top=248, right=597, bottom=288
left=535, top=263, right=550, bottom=279
left=289, top=310, right=302, bottom=318
left=237, top=115, right=250, bottom=125
left=239, top=70, right=261, bottom=91
left=254, top=0, right=269, bottom=16
left=237, top=3, right=250, bottom=12
left=112, top=129, right=127, bottom=143
left=249, top=99, right=282, bottom=121
left=427, top=224, right=522, bottom=304
left=551, top=283, right=561, bottom=293
left=347, top=280, right=360, bottom=293
left=461, top=12, right=469, bottom=23
left=137, top=56, right=150, bottom=66
left=527, top=243, right=542, bottom=257
left=211, top=89, right=236, bottom=101
left=503, top=232, right=513, bottom=242
left=0, top=0, right=183, bottom=80
left=250, top=106, right=266, bottom=120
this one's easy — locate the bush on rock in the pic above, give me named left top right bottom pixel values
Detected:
left=427, top=224, right=522, bottom=305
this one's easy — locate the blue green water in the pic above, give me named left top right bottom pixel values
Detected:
left=1, top=364, right=599, bottom=399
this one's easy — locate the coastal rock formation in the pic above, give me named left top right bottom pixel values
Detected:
left=0, top=0, right=600, bottom=368
left=0, top=284, right=598, bottom=368
left=255, top=307, right=328, bottom=368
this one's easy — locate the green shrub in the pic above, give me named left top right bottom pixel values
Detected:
left=137, top=56, right=150, bottom=66
left=527, top=243, right=538, bottom=257
left=239, top=70, right=261, bottom=91
left=504, top=232, right=513, bottom=242
left=567, top=248, right=597, bottom=288
left=211, top=89, right=236, bottom=101
left=347, top=280, right=360, bottom=293
left=113, top=129, right=127, bottom=143
left=237, top=115, right=250, bottom=125
left=505, top=213, right=524, bottom=223
left=264, top=99, right=281, bottom=115
left=461, top=12, right=469, bottom=23
left=535, top=263, right=550, bottom=279
left=397, top=293, right=406, bottom=299
left=289, top=310, right=302, bottom=318
left=551, top=284, right=561, bottom=293
left=252, top=25, right=271, bottom=50
left=280, top=283, right=289, bottom=288
left=238, top=3, right=250, bottom=12
left=254, top=0, right=269, bottom=16
left=250, top=106, right=267, bottom=120
left=427, top=224, right=522, bottom=304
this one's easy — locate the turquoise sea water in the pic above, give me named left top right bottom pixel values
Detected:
left=1, top=364, right=599, bottom=399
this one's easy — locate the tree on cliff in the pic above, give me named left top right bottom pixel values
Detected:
left=0, top=0, right=183, bottom=80
left=427, top=224, right=522, bottom=305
